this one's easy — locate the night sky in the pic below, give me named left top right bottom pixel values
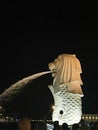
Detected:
left=0, top=2, right=97, bottom=119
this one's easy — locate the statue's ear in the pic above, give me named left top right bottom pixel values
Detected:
left=58, top=55, right=62, bottom=59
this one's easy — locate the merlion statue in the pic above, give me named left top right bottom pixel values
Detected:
left=48, top=54, right=84, bottom=125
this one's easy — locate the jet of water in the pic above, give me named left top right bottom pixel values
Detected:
left=0, top=70, right=52, bottom=102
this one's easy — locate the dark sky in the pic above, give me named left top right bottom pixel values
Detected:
left=0, top=2, right=98, bottom=118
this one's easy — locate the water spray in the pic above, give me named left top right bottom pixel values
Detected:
left=0, top=70, right=53, bottom=102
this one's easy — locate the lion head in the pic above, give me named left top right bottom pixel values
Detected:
left=48, top=54, right=83, bottom=96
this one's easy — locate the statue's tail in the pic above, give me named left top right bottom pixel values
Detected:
left=0, top=71, right=52, bottom=102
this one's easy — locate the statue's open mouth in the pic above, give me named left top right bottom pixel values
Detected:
left=51, top=69, right=56, bottom=77
left=52, top=69, right=56, bottom=73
